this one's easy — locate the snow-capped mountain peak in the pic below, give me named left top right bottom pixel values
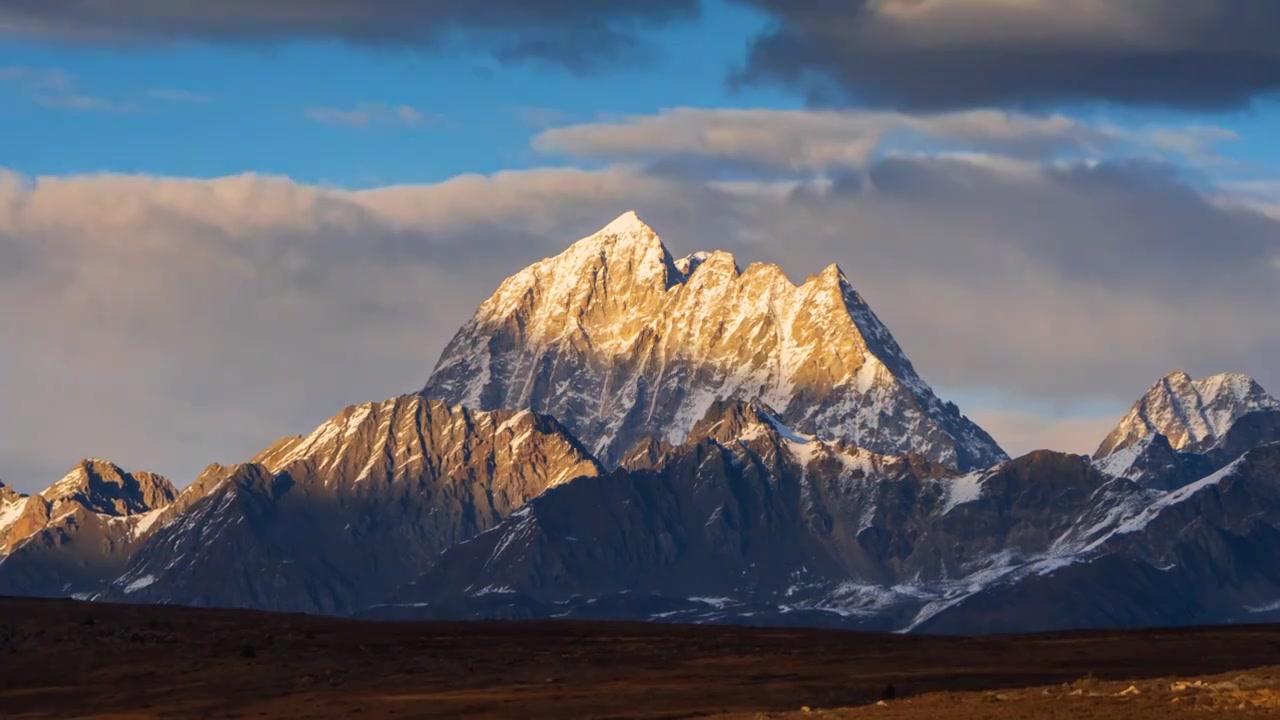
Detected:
left=1095, top=371, right=1279, bottom=458
left=423, top=214, right=1006, bottom=470
left=597, top=209, right=656, bottom=238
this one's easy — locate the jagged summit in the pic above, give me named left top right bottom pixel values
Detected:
left=0, top=458, right=176, bottom=598
left=1095, top=371, right=1279, bottom=459
left=39, top=459, right=177, bottom=518
left=423, top=214, right=1006, bottom=470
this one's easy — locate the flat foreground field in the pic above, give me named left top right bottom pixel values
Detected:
left=3, top=597, right=1279, bottom=719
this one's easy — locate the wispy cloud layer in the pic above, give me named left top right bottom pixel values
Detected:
left=534, top=108, right=1239, bottom=174
left=0, top=66, right=127, bottom=111
left=145, top=88, right=212, bottom=105
left=0, top=66, right=214, bottom=114
left=304, top=102, right=436, bottom=129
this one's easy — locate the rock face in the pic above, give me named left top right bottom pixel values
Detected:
left=422, top=212, right=1006, bottom=471
left=0, top=460, right=176, bottom=598
left=917, top=442, right=1280, bottom=633
left=383, top=396, right=1280, bottom=634
left=107, top=396, right=603, bottom=614
left=1095, top=372, right=1279, bottom=459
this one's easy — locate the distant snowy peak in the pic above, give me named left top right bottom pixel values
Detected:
left=1095, top=371, right=1280, bottom=459
left=423, top=211, right=1006, bottom=471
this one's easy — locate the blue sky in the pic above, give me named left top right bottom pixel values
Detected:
left=2, top=0, right=1280, bottom=490
left=1, top=2, right=798, bottom=185
left=4, top=1, right=1278, bottom=188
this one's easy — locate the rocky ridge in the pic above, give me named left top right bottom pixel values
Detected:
left=383, top=394, right=1280, bottom=633
left=106, top=395, right=604, bottom=614
left=0, top=460, right=177, bottom=597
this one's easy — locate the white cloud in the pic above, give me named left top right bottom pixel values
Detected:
left=533, top=107, right=1238, bottom=174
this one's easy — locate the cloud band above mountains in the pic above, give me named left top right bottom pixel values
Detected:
left=7, top=1, right=1280, bottom=108
left=533, top=108, right=1239, bottom=173
left=3, top=107, right=1278, bottom=489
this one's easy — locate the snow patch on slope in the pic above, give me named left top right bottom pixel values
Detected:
left=0, top=496, right=30, bottom=535
left=941, top=471, right=987, bottom=514
left=122, top=574, right=157, bottom=594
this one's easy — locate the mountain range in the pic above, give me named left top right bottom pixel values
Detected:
left=2, top=212, right=1278, bottom=634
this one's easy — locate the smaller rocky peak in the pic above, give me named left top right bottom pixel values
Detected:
left=799, top=263, right=869, bottom=327
left=618, top=436, right=679, bottom=472
left=795, top=262, right=859, bottom=313
left=0, top=479, right=19, bottom=504
left=685, top=250, right=741, bottom=281
left=40, top=460, right=176, bottom=517
left=987, top=449, right=1100, bottom=492
left=688, top=399, right=764, bottom=445
left=796, top=264, right=923, bottom=387
left=1194, top=372, right=1275, bottom=407
left=674, top=251, right=710, bottom=278
left=147, top=461, right=281, bottom=538
left=1093, top=433, right=1188, bottom=491
left=737, top=261, right=794, bottom=291
left=1203, top=408, right=1280, bottom=466
left=173, top=462, right=254, bottom=510
left=793, top=262, right=853, bottom=297
left=687, top=399, right=795, bottom=447
left=816, top=262, right=849, bottom=285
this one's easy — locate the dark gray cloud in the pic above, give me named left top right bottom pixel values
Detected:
left=736, top=0, right=1280, bottom=109
left=10, top=2, right=1280, bottom=107
left=0, top=0, right=699, bottom=69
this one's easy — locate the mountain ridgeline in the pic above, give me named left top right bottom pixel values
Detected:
left=3, top=212, right=1279, bottom=634
left=421, top=212, right=1006, bottom=472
